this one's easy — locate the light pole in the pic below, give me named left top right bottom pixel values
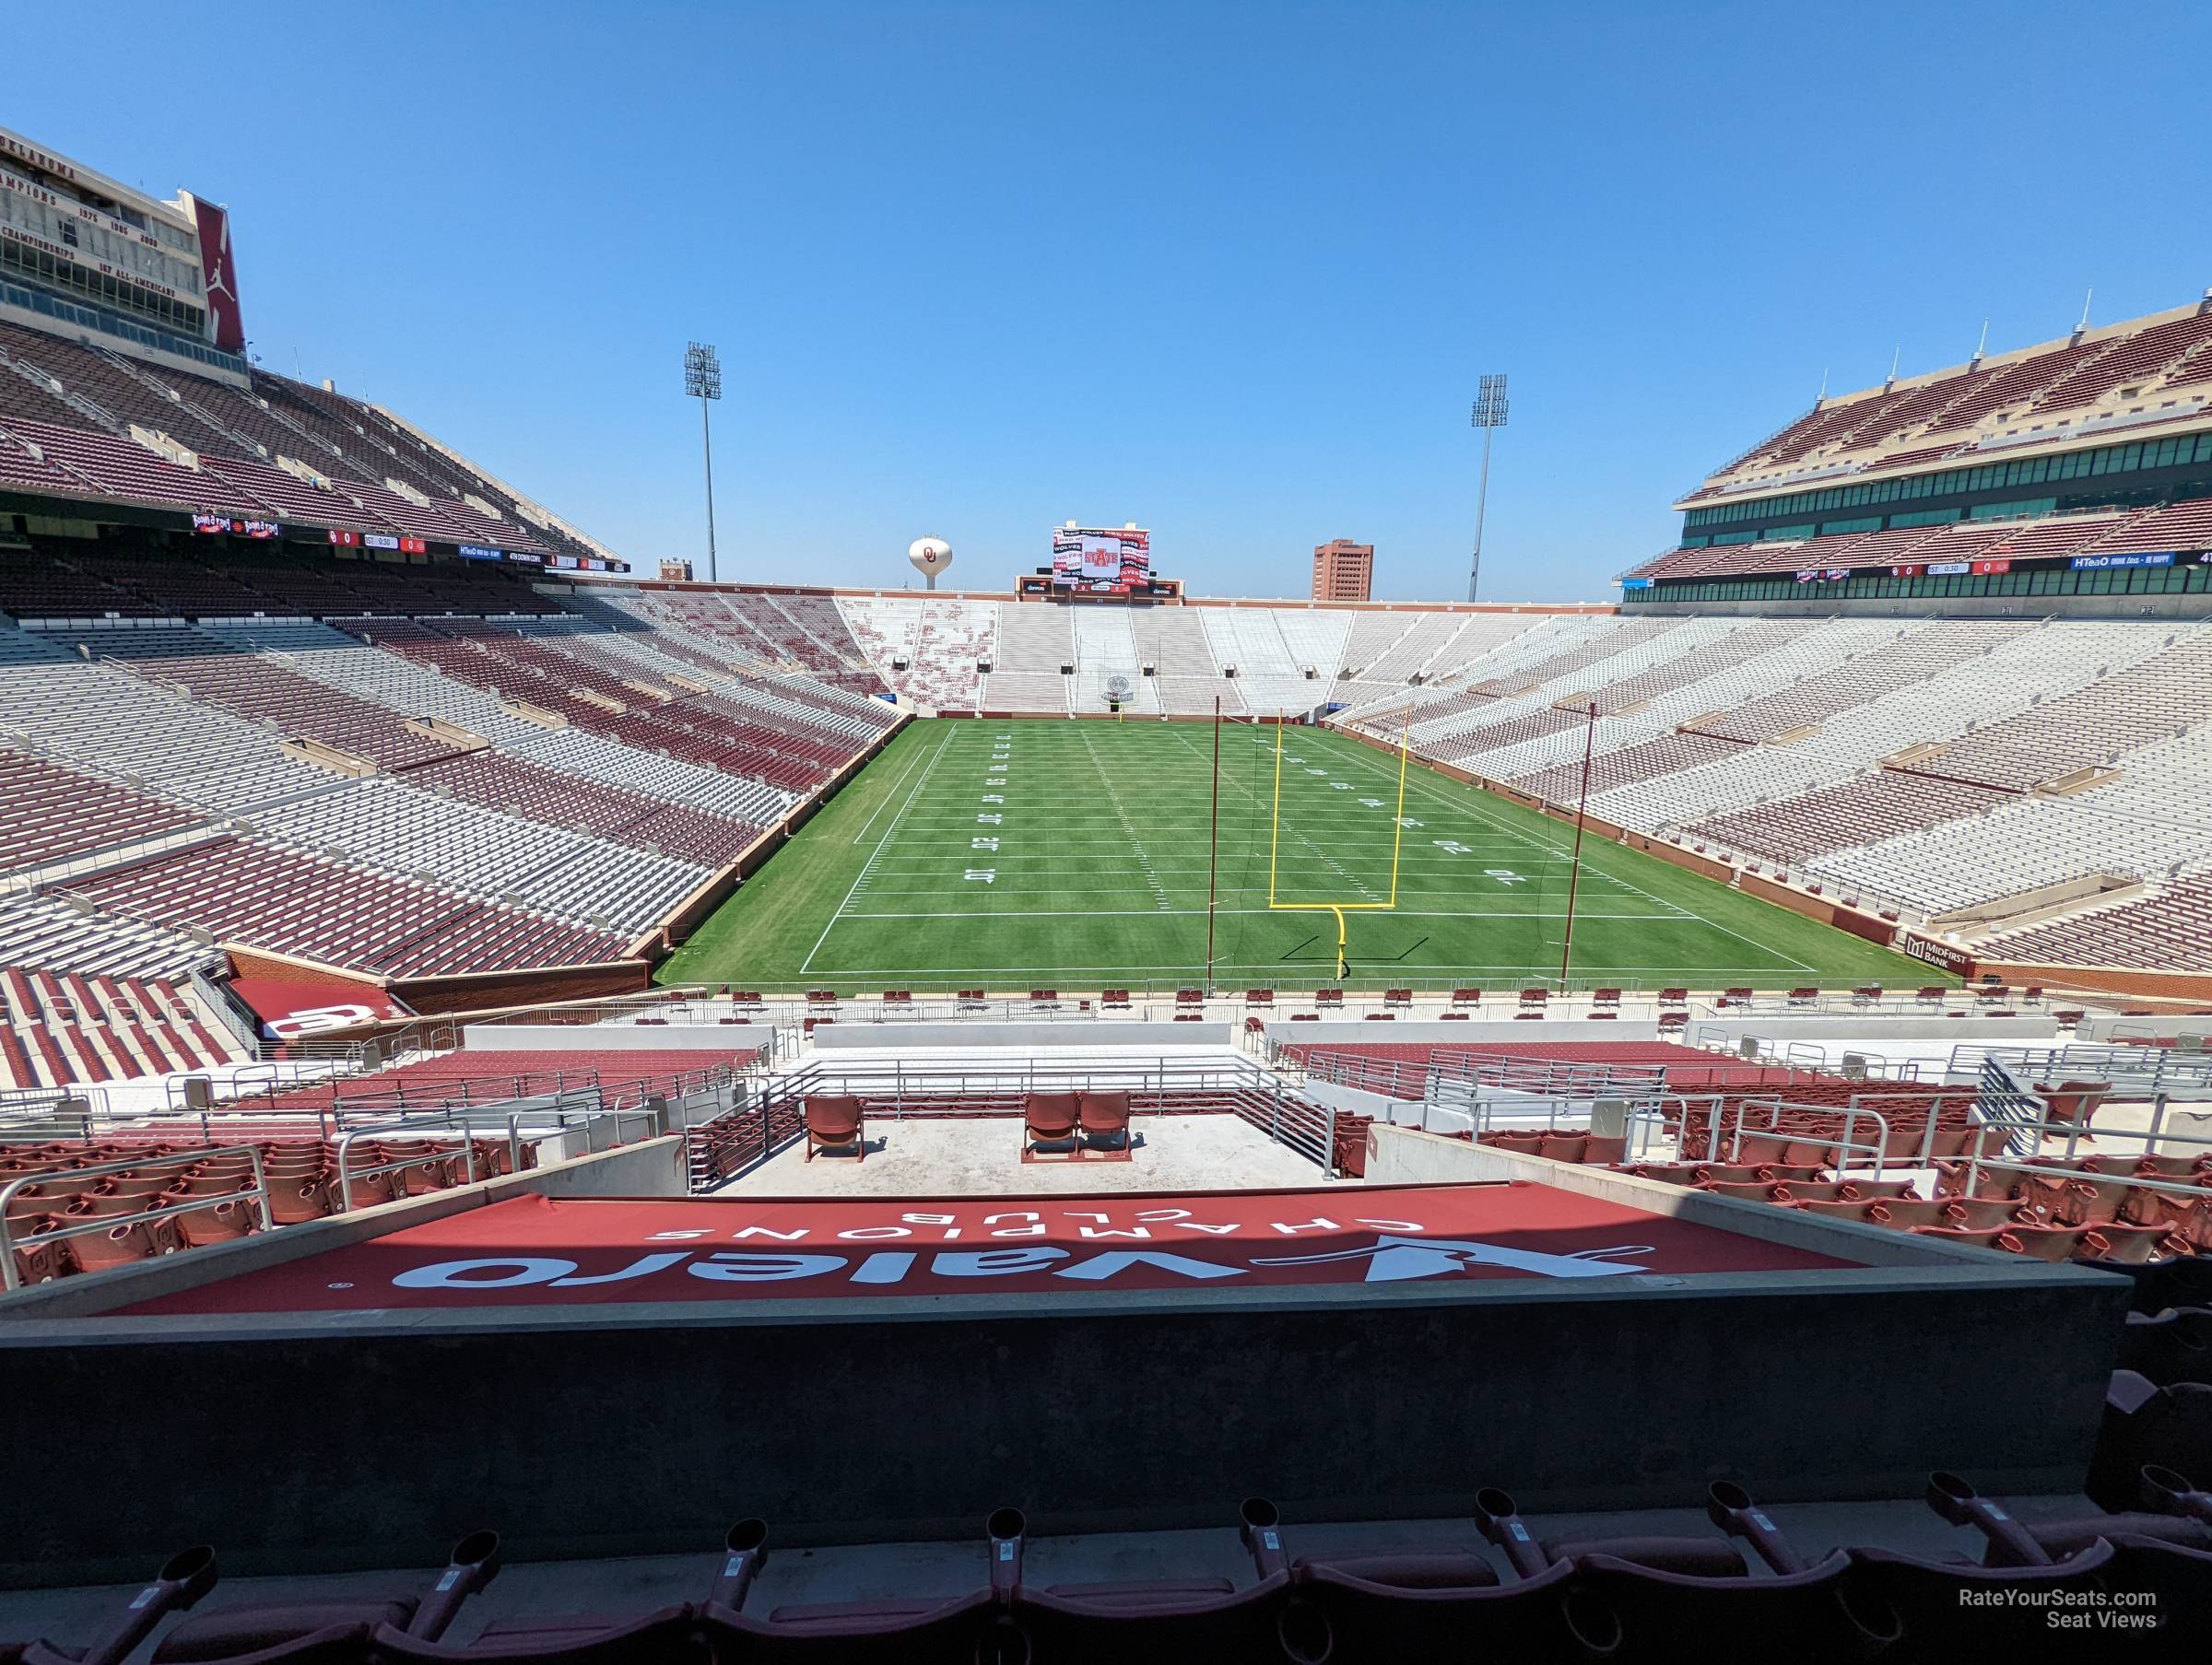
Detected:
left=1468, top=373, right=1509, bottom=603
left=684, top=341, right=722, bottom=581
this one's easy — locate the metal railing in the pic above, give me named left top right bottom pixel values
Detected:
left=319, top=1092, right=663, bottom=1212
left=330, top=1116, right=490, bottom=1214
left=1284, top=1045, right=1668, bottom=1104
left=686, top=1054, right=1341, bottom=1190
left=214, top=1057, right=743, bottom=1132
left=1947, top=1043, right=2212, bottom=1100
left=1951, top=1149, right=2212, bottom=1220
left=187, top=967, right=262, bottom=1059
left=1707, top=1097, right=1895, bottom=1176
left=1, top=1143, right=274, bottom=1293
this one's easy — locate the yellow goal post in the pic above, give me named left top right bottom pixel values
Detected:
left=1265, top=713, right=1412, bottom=978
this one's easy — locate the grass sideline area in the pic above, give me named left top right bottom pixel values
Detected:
left=658, top=718, right=1943, bottom=993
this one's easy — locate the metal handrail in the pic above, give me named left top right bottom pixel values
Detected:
left=1719, top=1097, right=1894, bottom=1177
left=0, top=1143, right=274, bottom=1292
left=327, top=1088, right=630, bottom=1210
left=1947, top=1042, right=2212, bottom=1100
left=330, top=1120, right=486, bottom=1215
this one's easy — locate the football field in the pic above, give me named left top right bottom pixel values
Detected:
left=658, top=718, right=1936, bottom=991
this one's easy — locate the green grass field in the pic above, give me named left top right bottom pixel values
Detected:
left=658, top=718, right=1940, bottom=993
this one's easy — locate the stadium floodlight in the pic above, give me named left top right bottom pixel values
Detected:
left=1468, top=373, right=1509, bottom=603
left=684, top=341, right=723, bottom=581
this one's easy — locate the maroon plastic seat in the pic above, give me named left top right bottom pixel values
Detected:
left=1537, top=1536, right=1747, bottom=1578
left=1078, top=1091, right=1134, bottom=1152
left=1292, top=1552, right=1499, bottom=1589
left=802, top=1095, right=866, bottom=1163
left=1024, top=1092, right=1080, bottom=1154
left=1041, top=1577, right=1238, bottom=1608
left=152, top=1600, right=417, bottom=1663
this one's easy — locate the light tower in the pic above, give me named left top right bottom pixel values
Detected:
left=683, top=341, right=723, bottom=581
left=1468, top=372, right=1509, bottom=603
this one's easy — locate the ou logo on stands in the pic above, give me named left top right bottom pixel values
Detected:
left=265, top=1004, right=384, bottom=1038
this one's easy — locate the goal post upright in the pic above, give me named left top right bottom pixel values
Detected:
left=1265, top=709, right=1414, bottom=981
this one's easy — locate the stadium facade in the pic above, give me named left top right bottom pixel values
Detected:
left=1627, top=297, right=2212, bottom=616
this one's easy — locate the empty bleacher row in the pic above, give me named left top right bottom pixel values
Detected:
left=594, top=586, right=889, bottom=697
left=1312, top=614, right=2212, bottom=967
left=18, top=1469, right=2212, bottom=1662
left=2, top=1132, right=531, bottom=1284
left=1632, top=493, right=2212, bottom=588
left=0, top=316, right=605, bottom=560
left=0, top=967, right=245, bottom=1091
left=0, top=551, right=912, bottom=987
left=1685, top=299, right=2212, bottom=509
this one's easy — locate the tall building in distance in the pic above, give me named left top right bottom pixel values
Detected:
left=1312, top=538, right=1373, bottom=601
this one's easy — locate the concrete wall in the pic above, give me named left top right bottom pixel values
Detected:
left=1690, top=1014, right=2058, bottom=1049
left=812, top=1020, right=1230, bottom=1050
left=1273, top=1018, right=1661, bottom=1045
left=0, top=1138, right=2130, bottom=1587
left=460, top=1023, right=775, bottom=1052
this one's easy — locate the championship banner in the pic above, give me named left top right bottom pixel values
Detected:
left=125, top=1184, right=1849, bottom=1314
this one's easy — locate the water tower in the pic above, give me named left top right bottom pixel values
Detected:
left=908, top=536, right=954, bottom=591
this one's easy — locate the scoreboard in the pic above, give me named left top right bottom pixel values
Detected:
left=1050, top=524, right=1153, bottom=594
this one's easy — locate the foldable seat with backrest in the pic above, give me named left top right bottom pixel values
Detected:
left=2085, top=1223, right=2193, bottom=1264
left=8, top=1220, right=73, bottom=1285
left=1078, top=1090, right=1134, bottom=1156
left=151, top=1533, right=498, bottom=1663
left=55, top=1216, right=161, bottom=1272
left=1023, top=1092, right=1080, bottom=1157
left=802, top=1095, right=866, bottom=1162
left=2036, top=1079, right=2113, bottom=1140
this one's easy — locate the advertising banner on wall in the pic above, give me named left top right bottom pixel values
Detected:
left=121, top=1184, right=1850, bottom=1314
left=181, top=192, right=245, bottom=354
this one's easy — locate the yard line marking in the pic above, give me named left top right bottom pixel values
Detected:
left=801, top=721, right=958, bottom=973
left=848, top=735, right=934, bottom=846
left=1077, top=725, right=1174, bottom=910
left=1159, top=723, right=1378, bottom=902
left=1314, top=732, right=1799, bottom=956
left=832, top=907, right=1710, bottom=920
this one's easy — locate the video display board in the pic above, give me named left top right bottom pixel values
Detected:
left=1050, top=525, right=1153, bottom=593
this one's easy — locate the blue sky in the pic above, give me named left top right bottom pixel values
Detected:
left=17, top=2, right=2212, bottom=601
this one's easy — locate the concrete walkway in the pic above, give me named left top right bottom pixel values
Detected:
left=722, top=1112, right=1325, bottom=1197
